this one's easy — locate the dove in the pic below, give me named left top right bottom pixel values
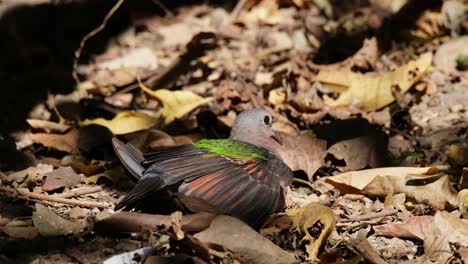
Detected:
left=112, top=108, right=293, bottom=226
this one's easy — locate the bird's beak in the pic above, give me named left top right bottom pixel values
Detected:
left=271, top=130, right=282, bottom=145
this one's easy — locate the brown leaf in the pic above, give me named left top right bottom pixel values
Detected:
left=324, top=167, right=458, bottom=209
left=0, top=226, right=39, bottom=239
left=424, top=211, right=468, bottom=263
left=32, top=204, right=84, bottom=236
left=278, top=131, right=327, bottom=180
left=374, top=215, right=434, bottom=240
left=42, top=166, right=83, bottom=192
left=194, top=215, right=295, bottom=264
left=5, top=163, right=54, bottom=184
left=31, top=129, right=79, bottom=154
left=26, top=119, right=70, bottom=133
left=327, top=136, right=380, bottom=171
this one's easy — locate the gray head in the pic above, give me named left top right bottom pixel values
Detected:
left=229, top=108, right=282, bottom=152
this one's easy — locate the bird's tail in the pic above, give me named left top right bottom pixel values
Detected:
left=112, top=138, right=145, bottom=181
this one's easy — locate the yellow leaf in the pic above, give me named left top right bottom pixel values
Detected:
left=80, top=111, right=156, bottom=135
left=268, top=89, right=286, bottom=106
left=139, top=80, right=212, bottom=124
left=83, top=166, right=123, bottom=185
left=459, top=189, right=468, bottom=219
left=287, top=202, right=335, bottom=263
left=318, top=53, right=433, bottom=111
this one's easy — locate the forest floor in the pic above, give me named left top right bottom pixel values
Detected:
left=0, top=0, right=467, bottom=263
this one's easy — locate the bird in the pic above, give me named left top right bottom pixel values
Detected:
left=112, top=108, right=293, bottom=226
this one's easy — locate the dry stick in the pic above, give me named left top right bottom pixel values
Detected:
left=343, top=209, right=399, bottom=222
left=0, top=187, right=110, bottom=208
left=72, top=0, right=126, bottom=86
left=349, top=230, right=387, bottom=264
left=230, top=0, right=249, bottom=21
left=55, top=186, right=103, bottom=198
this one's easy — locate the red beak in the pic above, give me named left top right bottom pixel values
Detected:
left=271, top=130, right=282, bottom=145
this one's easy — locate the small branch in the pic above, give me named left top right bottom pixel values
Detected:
left=55, top=186, right=103, bottom=198
left=342, top=209, right=399, bottom=222
left=349, top=230, right=387, bottom=264
left=0, top=187, right=110, bottom=209
left=230, top=0, right=249, bottom=22
left=72, top=0, right=126, bottom=86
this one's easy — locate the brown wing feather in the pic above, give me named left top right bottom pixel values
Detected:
left=116, top=144, right=293, bottom=225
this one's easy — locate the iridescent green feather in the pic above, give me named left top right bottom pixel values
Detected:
left=193, top=139, right=268, bottom=159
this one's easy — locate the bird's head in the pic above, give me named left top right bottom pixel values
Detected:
left=229, top=108, right=282, bottom=152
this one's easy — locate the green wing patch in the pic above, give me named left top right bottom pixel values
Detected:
left=193, top=139, right=268, bottom=159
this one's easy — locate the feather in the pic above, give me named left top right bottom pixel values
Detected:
left=115, top=139, right=293, bottom=225
left=112, top=138, right=145, bottom=181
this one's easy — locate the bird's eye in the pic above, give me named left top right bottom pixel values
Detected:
left=264, top=115, right=270, bottom=125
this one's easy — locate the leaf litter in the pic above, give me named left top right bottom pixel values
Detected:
left=0, top=0, right=467, bottom=263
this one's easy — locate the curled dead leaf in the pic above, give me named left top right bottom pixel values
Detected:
left=287, top=202, right=336, bottom=263
left=324, top=167, right=458, bottom=210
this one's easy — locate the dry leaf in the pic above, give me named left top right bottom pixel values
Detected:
left=424, top=211, right=468, bottom=263
left=318, top=53, right=432, bottom=111
left=5, top=163, right=54, bottom=184
left=325, top=167, right=458, bottom=210
left=26, top=119, right=70, bottom=133
left=81, top=111, right=156, bottom=135
left=139, top=80, right=212, bottom=124
left=287, top=202, right=335, bottom=263
left=83, top=166, right=123, bottom=185
left=194, top=215, right=295, bottom=264
left=32, top=204, right=84, bottom=236
left=0, top=226, right=39, bottom=239
left=278, top=131, right=327, bottom=180
left=459, top=189, right=468, bottom=219
left=268, top=89, right=286, bottom=106
left=374, top=215, right=434, bottom=240
left=324, top=167, right=437, bottom=193
left=242, top=0, right=285, bottom=25
left=42, top=166, right=83, bottom=192
left=327, top=136, right=380, bottom=171
left=31, top=129, right=79, bottom=154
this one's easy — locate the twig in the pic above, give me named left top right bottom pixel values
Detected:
left=230, top=0, right=249, bottom=21
left=0, top=187, right=110, bottom=208
left=55, top=186, right=103, bottom=198
left=72, top=0, right=126, bottom=86
left=342, top=209, right=399, bottom=222
left=349, top=230, right=387, bottom=264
